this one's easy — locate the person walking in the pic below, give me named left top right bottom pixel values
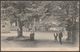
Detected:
left=54, top=32, right=58, bottom=41
left=58, top=31, right=63, bottom=44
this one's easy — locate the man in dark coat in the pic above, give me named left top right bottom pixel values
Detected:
left=58, top=31, right=63, bottom=44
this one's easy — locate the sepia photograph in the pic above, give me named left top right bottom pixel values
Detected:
left=1, top=0, right=79, bottom=51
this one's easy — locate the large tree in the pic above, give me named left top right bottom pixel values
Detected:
left=1, top=1, right=51, bottom=37
left=54, top=1, right=79, bottom=42
left=1, top=1, right=33, bottom=37
left=43, top=1, right=79, bottom=42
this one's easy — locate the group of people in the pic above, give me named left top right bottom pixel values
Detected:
left=54, top=31, right=63, bottom=44
left=30, top=31, right=63, bottom=44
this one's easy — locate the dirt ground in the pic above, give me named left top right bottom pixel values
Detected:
left=1, top=31, right=79, bottom=51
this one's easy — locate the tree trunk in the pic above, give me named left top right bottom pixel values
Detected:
left=17, top=18, right=23, bottom=37
left=66, top=31, right=72, bottom=40
left=30, top=18, right=35, bottom=40
left=71, top=20, right=76, bottom=44
left=66, top=4, right=71, bottom=41
left=72, top=28, right=76, bottom=44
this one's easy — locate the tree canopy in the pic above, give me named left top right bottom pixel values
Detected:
left=1, top=1, right=79, bottom=28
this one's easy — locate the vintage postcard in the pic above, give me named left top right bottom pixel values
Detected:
left=1, top=0, right=79, bottom=51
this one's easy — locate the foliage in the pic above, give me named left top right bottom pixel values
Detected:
left=1, top=1, right=79, bottom=30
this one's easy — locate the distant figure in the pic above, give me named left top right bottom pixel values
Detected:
left=54, top=33, right=58, bottom=41
left=58, top=31, right=63, bottom=44
left=30, top=31, right=35, bottom=41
